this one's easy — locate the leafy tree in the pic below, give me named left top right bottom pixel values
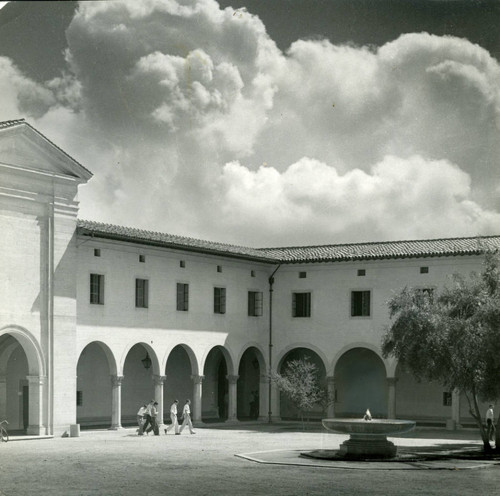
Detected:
left=271, top=358, right=326, bottom=429
left=382, top=252, right=500, bottom=452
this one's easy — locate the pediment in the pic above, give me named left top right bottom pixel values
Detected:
left=0, top=122, right=92, bottom=183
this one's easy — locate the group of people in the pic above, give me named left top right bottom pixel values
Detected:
left=137, top=399, right=196, bottom=436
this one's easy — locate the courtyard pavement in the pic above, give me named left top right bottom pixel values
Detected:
left=1, top=422, right=499, bottom=496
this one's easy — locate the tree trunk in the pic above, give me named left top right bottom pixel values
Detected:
left=470, top=393, right=491, bottom=451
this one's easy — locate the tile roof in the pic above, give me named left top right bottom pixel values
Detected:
left=0, top=118, right=93, bottom=177
left=77, top=220, right=276, bottom=262
left=77, top=220, right=500, bottom=264
left=257, top=236, right=500, bottom=263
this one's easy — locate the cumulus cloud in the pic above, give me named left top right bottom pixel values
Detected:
left=0, top=0, right=499, bottom=246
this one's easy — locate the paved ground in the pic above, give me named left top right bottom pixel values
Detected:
left=1, top=423, right=499, bottom=496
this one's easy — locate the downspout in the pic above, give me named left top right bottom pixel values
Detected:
left=268, top=264, right=281, bottom=424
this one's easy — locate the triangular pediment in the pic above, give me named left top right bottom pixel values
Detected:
left=0, top=121, right=92, bottom=183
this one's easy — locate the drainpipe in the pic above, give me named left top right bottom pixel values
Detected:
left=268, top=264, right=280, bottom=424
left=47, top=183, right=55, bottom=435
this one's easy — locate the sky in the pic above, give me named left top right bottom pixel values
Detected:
left=0, top=0, right=499, bottom=247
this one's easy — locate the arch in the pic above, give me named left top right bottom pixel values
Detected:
left=334, top=347, right=388, bottom=418
left=331, top=341, right=387, bottom=376
left=163, top=343, right=199, bottom=376
left=276, top=342, right=329, bottom=375
left=0, top=325, right=45, bottom=376
left=200, top=345, right=235, bottom=376
left=202, top=345, right=233, bottom=422
left=77, top=340, right=118, bottom=376
left=277, top=346, right=328, bottom=421
left=237, top=342, right=267, bottom=371
left=119, top=341, right=160, bottom=376
left=236, top=345, right=266, bottom=420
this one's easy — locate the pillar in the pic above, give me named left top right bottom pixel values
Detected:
left=110, top=375, right=124, bottom=430
left=154, top=375, right=166, bottom=426
left=270, top=380, right=280, bottom=422
left=27, top=375, right=47, bottom=435
left=258, top=374, right=268, bottom=421
left=226, top=375, right=239, bottom=422
left=191, top=375, right=204, bottom=423
left=326, top=376, right=335, bottom=418
left=387, top=377, right=397, bottom=419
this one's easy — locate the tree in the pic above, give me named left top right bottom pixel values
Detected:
left=382, top=252, right=500, bottom=452
left=271, top=358, right=326, bottom=429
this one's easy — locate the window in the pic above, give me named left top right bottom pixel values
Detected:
left=176, top=283, right=189, bottom=311
left=443, top=392, right=452, bottom=406
left=90, top=274, right=104, bottom=305
left=139, top=255, right=145, bottom=263
left=217, top=265, right=222, bottom=273
left=251, top=270, right=255, bottom=277
left=299, top=271, right=307, bottom=279
left=351, top=290, right=370, bottom=317
left=357, top=269, right=366, bottom=276
left=180, top=260, right=186, bottom=268
left=292, top=292, right=311, bottom=317
left=135, top=278, right=149, bottom=308
left=214, top=287, right=226, bottom=314
left=248, top=291, right=263, bottom=316
left=94, top=248, right=101, bottom=257
left=76, top=391, right=83, bottom=406
left=420, top=266, right=429, bottom=274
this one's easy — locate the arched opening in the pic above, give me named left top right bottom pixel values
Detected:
left=334, top=347, right=387, bottom=418
left=202, top=346, right=229, bottom=422
left=0, top=330, right=44, bottom=435
left=76, top=342, right=115, bottom=428
left=278, top=347, right=327, bottom=421
left=237, top=347, right=263, bottom=420
left=122, top=344, right=156, bottom=426
left=164, top=345, right=194, bottom=423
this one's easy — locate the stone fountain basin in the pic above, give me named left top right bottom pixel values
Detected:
left=322, top=418, right=416, bottom=437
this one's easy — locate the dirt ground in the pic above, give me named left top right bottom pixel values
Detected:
left=0, top=423, right=499, bottom=496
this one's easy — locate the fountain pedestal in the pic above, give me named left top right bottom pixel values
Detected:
left=322, top=418, right=416, bottom=459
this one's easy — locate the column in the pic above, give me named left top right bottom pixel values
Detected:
left=270, top=380, right=281, bottom=422
left=0, top=376, right=6, bottom=422
left=226, top=375, right=239, bottom=422
left=258, top=374, right=268, bottom=421
left=110, top=375, right=124, bottom=430
left=326, top=376, right=335, bottom=418
left=387, top=377, right=397, bottom=419
left=154, top=375, right=166, bottom=426
left=451, top=389, right=460, bottom=430
left=27, top=375, right=47, bottom=435
left=191, top=375, right=204, bottom=423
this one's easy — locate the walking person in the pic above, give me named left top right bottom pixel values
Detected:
left=146, top=401, right=160, bottom=436
left=179, top=399, right=196, bottom=434
left=165, top=400, right=180, bottom=435
left=141, top=399, right=155, bottom=435
left=136, top=404, right=147, bottom=435
left=486, top=404, right=496, bottom=442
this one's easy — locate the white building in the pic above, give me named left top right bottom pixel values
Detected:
left=1, top=119, right=498, bottom=436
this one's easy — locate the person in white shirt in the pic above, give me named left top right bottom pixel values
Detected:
left=136, top=404, right=147, bottom=433
left=164, top=400, right=180, bottom=435
left=179, top=399, right=196, bottom=434
left=141, top=400, right=155, bottom=436
left=145, top=401, right=159, bottom=435
left=486, top=405, right=495, bottom=442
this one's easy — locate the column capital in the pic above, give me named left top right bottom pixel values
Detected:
left=191, top=374, right=204, bottom=384
left=27, top=375, right=47, bottom=386
left=226, top=375, right=239, bottom=384
left=153, top=375, right=166, bottom=386
left=111, top=375, right=124, bottom=387
left=326, top=375, right=335, bottom=385
left=387, top=377, right=398, bottom=386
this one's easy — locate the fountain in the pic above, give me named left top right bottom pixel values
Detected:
left=320, top=412, right=416, bottom=459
